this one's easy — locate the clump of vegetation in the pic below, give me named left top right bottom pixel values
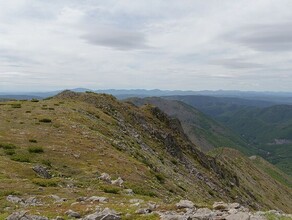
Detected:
left=101, top=185, right=120, bottom=194
left=29, top=139, right=37, bottom=143
left=11, top=154, right=31, bottom=162
left=11, top=103, right=21, bottom=108
left=4, top=149, right=16, bottom=155
left=0, top=143, right=16, bottom=149
left=31, top=99, right=39, bottom=102
left=39, top=118, right=52, bottom=123
left=154, top=173, right=165, bottom=184
left=32, top=178, right=59, bottom=187
left=41, top=159, right=52, bottom=167
left=28, top=146, right=44, bottom=153
left=130, top=185, right=157, bottom=197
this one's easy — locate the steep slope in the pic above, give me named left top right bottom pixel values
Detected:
left=0, top=91, right=291, bottom=218
left=209, top=148, right=292, bottom=210
left=164, top=95, right=274, bottom=117
left=127, top=97, right=253, bottom=154
left=163, top=95, right=292, bottom=176
left=214, top=105, right=292, bottom=176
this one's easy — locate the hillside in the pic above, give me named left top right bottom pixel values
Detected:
left=127, top=97, right=253, bottom=154
left=214, top=105, right=292, bottom=176
left=0, top=91, right=291, bottom=218
left=164, top=95, right=274, bottom=117
left=163, top=95, right=292, bottom=176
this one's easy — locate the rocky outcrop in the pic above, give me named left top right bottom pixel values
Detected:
left=83, top=208, right=121, bottom=220
left=32, top=165, right=51, bottom=179
left=157, top=202, right=292, bottom=220
left=6, top=211, right=48, bottom=220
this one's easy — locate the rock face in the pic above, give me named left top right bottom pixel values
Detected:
left=32, top=165, right=51, bottom=179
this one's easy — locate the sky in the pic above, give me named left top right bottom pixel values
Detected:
left=1, top=0, right=292, bottom=92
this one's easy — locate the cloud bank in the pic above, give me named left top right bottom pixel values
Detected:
left=0, top=0, right=292, bottom=92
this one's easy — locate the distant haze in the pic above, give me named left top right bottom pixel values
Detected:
left=1, top=1, right=292, bottom=92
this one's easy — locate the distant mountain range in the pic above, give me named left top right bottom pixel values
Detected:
left=1, top=88, right=292, bottom=104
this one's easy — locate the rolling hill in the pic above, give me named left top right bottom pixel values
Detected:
left=0, top=91, right=291, bottom=218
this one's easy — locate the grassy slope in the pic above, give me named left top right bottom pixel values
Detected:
left=209, top=148, right=292, bottom=212
left=0, top=91, right=291, bottom=217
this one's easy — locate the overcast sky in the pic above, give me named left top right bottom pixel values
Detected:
left=1, top=0, right=292, bottom=92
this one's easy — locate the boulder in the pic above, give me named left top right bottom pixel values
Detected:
left=6, top=195, right=24, bottom=204
left=86, top=196, right=108, bottom=203
left=123, top=189, right=134, bottom=195
left=212, top=201, right=228, bottom=210
left=135, top=208, right=152, bottom=214
left=65, top=210, right=81, bottom=218
left=6, top=211, right=48, bottom=220
left=111, top=177, right=124, bottom=187
left=192, top=208, right=215, bottom=219
left=99, top=173, right=111, bottom=182
left=83, top=208, right=121, bottom=220
left=225, top=212, right=250, bottom=220
left=176, top=200, right=194, bottom=209
left=32, top=165, right=51, bottom=179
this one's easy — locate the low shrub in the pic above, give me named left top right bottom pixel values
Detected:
left=28, top=146, right=44, bottom=153
left=101, top=185, right=120, bottom=194
left=11, top=103, right=21, bottom=108
left=0, top=143, right=16, bottom=149
left=39, top=118, right=52, bottom=123
left=4, top=149, right=16, bottom=155
left=11, top=154, right=30, bottom=162
left=29, top=139, right=37, bottom=143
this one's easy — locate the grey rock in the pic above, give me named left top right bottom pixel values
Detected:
left=50, top=195, right=67, bottom=203
left=83, top=208, right=121, bottom=220
left=111, top=177, right=124, bottom=187
left=25, top=197, right=42, bottom=206
left=212, top=201, right=228, bottom=210
left=86, top=196, right=108, bottom=203
left=32, top=165, right=51, bottom=179
left=135, top=208, right=152, bottom=214
left=99, top=173, right=111, bottom=183
left=176, top=200, right=194, bottom=209
left=123, top=189, right=134, bottom=195
left=250, top=214, right=267, bottom=220
left=225, top=212, right=250, bottom=220
left=6, top=195, right=24, bottom=204
left=192, top=208, right=215, bottom=219
left=6, top=211, right=48, bottom=220
left=65, top=210, right=81, bottom=218
left=129, top=199, right=144, bottom=203
left=228, top=203, right=241, bottom=209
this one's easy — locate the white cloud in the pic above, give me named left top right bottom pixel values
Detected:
left=0, top=0, right=292, bottom=92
